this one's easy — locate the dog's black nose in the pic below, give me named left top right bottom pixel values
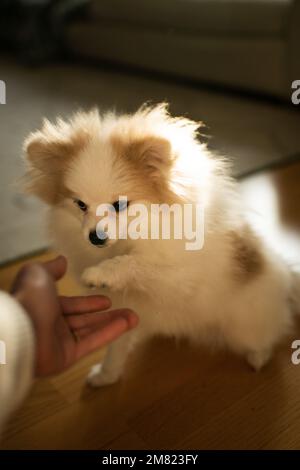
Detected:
left=89, top=230, right=107, bottom=246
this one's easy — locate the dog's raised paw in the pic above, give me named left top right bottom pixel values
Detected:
left=81, top=262, right=126, bottom=291
left=81, top=266, right=112, bottom=290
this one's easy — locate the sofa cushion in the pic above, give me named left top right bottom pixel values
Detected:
left=90, top=0, right=292, bottom=36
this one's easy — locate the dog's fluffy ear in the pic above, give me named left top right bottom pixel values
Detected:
left=23, top=118, right=88, bottom=204
left=126, top=136, right=172, bottom=180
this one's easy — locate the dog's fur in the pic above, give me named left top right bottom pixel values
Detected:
left=23, top=104, right=299, bottom=386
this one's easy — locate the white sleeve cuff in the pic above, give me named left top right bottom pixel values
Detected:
left=0, top=291, right=35, bottom=433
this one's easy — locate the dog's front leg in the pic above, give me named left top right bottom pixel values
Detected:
left=82, top=255, right=139, bottom=291
left=87, top=331, right=135, bottom=387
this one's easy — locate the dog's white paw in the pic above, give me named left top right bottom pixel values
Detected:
left=87, top=364, right=120, bottom=388
left=82, top=266, right=116, bottom=290
left=82, top=257, right=131, bottom=290
left=247, top=349, right=271, bottom=371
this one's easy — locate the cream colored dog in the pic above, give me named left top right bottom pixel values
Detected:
left=23, top=104, right=299, bottom=387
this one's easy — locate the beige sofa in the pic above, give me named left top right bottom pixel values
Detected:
left=66, top=0, right=300, bottom=99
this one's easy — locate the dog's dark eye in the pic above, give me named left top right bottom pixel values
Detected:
left=112, top=199, right=129, bottom=212
left=74, top=199, right=88, bottom=212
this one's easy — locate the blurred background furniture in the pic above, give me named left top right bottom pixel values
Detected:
left=0, top=0, right=299, bottom=263
left=1, top=0, right=299, bottom=99
left=66, top=0, right=300, bottom=99
left=0, top=0, right=89, bottom=62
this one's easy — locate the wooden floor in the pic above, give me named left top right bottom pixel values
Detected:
left=1, top=162, right=300, bottom=450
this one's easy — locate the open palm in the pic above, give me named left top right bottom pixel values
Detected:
left=11, top=256, right=138, bottom=377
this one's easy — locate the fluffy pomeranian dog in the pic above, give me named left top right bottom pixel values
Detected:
left=23, top=103, right=299, bottom=387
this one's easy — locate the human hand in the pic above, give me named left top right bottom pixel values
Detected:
left=10, top=256, right=138, bottom=377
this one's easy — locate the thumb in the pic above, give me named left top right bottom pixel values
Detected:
left=42, top=256, right=67, bottom=281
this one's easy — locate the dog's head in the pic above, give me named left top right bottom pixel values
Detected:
left=24, top=104, right=201, bottom=248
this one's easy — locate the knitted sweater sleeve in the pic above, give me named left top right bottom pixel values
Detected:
left=0, top=291, right=35, bottom=435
